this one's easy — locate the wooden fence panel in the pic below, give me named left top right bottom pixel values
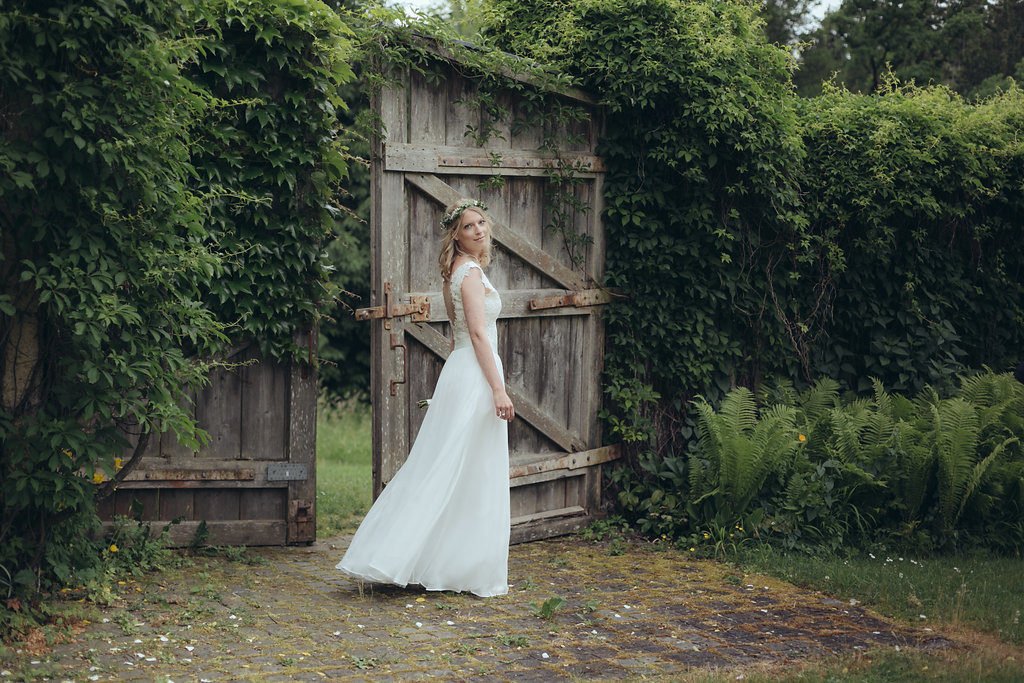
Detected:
left=367, top=48, right=619, bottom=544
left=98, top=334, right=317, bottom=547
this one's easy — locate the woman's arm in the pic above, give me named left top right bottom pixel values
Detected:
left=461, top=269, right=515, bottom=421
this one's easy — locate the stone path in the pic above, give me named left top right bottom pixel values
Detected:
left=2, top=535, right=952, bottom=681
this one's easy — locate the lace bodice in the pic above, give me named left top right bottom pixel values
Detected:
left=449, top=261, right=501, bottom=351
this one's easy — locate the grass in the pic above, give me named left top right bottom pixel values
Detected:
left=675, top=647, right=1024, bottom=682
left=734, top=544, right=1024, bottom=645
left=316, top=399, right=372, bottom=538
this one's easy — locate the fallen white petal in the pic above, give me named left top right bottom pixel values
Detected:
left=541, top=652, right=549, bottom=659
left=446, top=620, right=454, bottom=626
left=185, top=646, right=194, bottom=652
left=415, top=622, right=423, bottom=628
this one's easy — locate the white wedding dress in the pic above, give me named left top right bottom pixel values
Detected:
left=337, top=261, right=510, bottom=597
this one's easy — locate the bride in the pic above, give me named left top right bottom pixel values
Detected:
left=336, top=198, right=514, bottom=597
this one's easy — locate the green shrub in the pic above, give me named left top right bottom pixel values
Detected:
left=0, top=0, right=354, bottom=625
left=617, top=371, right=1024, bottom=553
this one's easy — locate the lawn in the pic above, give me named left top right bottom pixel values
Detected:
left=735, top=545, right=1024, bottom=646
left=315, top=399, right=372, bottom=538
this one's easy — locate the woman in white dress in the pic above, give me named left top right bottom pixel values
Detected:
left=337, top=198, right=514, bottom=597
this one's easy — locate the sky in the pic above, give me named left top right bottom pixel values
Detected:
left=395, top=0, right=844, bottom=25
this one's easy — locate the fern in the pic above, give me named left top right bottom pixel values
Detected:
left=956, top=437, right=1018, bottom=526
left=933, top=399, right=981, bottom=531
left=691, top=390, right=797, bottom=523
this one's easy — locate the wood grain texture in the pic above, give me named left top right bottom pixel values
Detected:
left=287, top=329, right=318, bottom=544
left=240, top=350, right=288, bottom=461
left=195, top=365, right=242, bottom=460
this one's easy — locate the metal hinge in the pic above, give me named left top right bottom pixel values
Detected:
left=529, top=288, right=618, bottom=311
left=355, top=282, right=430, bottom=328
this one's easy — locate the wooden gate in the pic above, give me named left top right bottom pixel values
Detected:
left=364, top=48, right=619, bottom=543
left=97, top=334, right=317, bottom=546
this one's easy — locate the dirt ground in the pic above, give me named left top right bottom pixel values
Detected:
left=1, top=534, right=956, bottom=681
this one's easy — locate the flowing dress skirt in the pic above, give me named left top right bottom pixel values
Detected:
left=336, top=346, right=510, bottom=597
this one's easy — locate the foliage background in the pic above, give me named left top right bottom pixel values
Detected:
left=0, top=0, right=354, bottom=616
left=479, top=0, right=1024, bottom=550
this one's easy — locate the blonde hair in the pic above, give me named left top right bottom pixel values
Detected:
left=438, top=198, right=493, bottom=282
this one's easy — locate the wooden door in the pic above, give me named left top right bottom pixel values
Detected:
left=98, top=333, right=317, bottom=546
left=364, top=49, right=619, bottom=543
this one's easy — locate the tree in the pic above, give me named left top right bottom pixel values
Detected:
left=761, top=0, right=816, bottom=45
left=795, top=0, right=1024, bottom=97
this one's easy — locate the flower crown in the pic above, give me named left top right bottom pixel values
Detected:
left=440, top=199, right=488, bottom=230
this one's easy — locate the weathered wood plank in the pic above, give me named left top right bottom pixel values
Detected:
left=97, top=520, right=289, bottom=547
left=409, top=68, right=446, bottom=145
left=123, top=467, right=255, bottom=482
left=374, top=82, right=411, bottom=495
left=240, top=351, right=288, bottom=461
left=510, top=511, right=593, bottom=544
left=510, top=467, right=587, bottom=489
left=195, top=365, right=242, bottom=460
left=508, top=445, right=621, bottom=478
left=287, top=329, right=318, bottom=544
left=240, top=489, right=287, bottom=520
left=194, top=489, right=241, bottom=521
left=512, top=505, right=585, bottom=526
left=159, top=490, right=194, bottom=521
left=445, top=73, right=479, bottom=147
left=534, top=478, right=567, bottom=523
left=510, top=482, right=539, bottom=519
left=539, top=315, right=570, bottom=436
left=112, top=489, right=160, bottom=520
left=384, top=143, right=604, bottom=177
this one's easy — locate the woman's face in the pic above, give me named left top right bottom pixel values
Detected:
left=454, top=209, right=488, bottom=256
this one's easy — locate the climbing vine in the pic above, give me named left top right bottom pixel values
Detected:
left=482, top=0, right=1024, bottom=548
left=0, top=0, right=354, bottom=621
left=348, top=7, right=596, bottom=272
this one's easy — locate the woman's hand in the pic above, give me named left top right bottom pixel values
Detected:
left=493, top=388, right=515, bottom=422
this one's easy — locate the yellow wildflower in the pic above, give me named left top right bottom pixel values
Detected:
left=114, top=457, right=123, bottom=470
left=108, top=544, right=119, bottom=553
left=798, top=433, right=807, bottom=443
left=63, top=449, right=74, bottom=459
left=92, top=471, right=106, bottom=484
left=689, top=547, right=696, bottom=552
left=702, top=531, right=710, bottom=540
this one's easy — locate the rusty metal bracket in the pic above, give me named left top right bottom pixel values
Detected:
left=389, top=332, right=406, bottom=397
left=529, top=288, right=617, bottom=311
left=355, top=282, right=430, bottom=329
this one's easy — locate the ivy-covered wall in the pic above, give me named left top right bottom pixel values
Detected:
left=0, top=0, right=353, bottom=602
left=485, top=0, right=1024, bottom=448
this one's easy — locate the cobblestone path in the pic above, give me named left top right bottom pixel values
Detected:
left=2, top=535, right=951, bottom=681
